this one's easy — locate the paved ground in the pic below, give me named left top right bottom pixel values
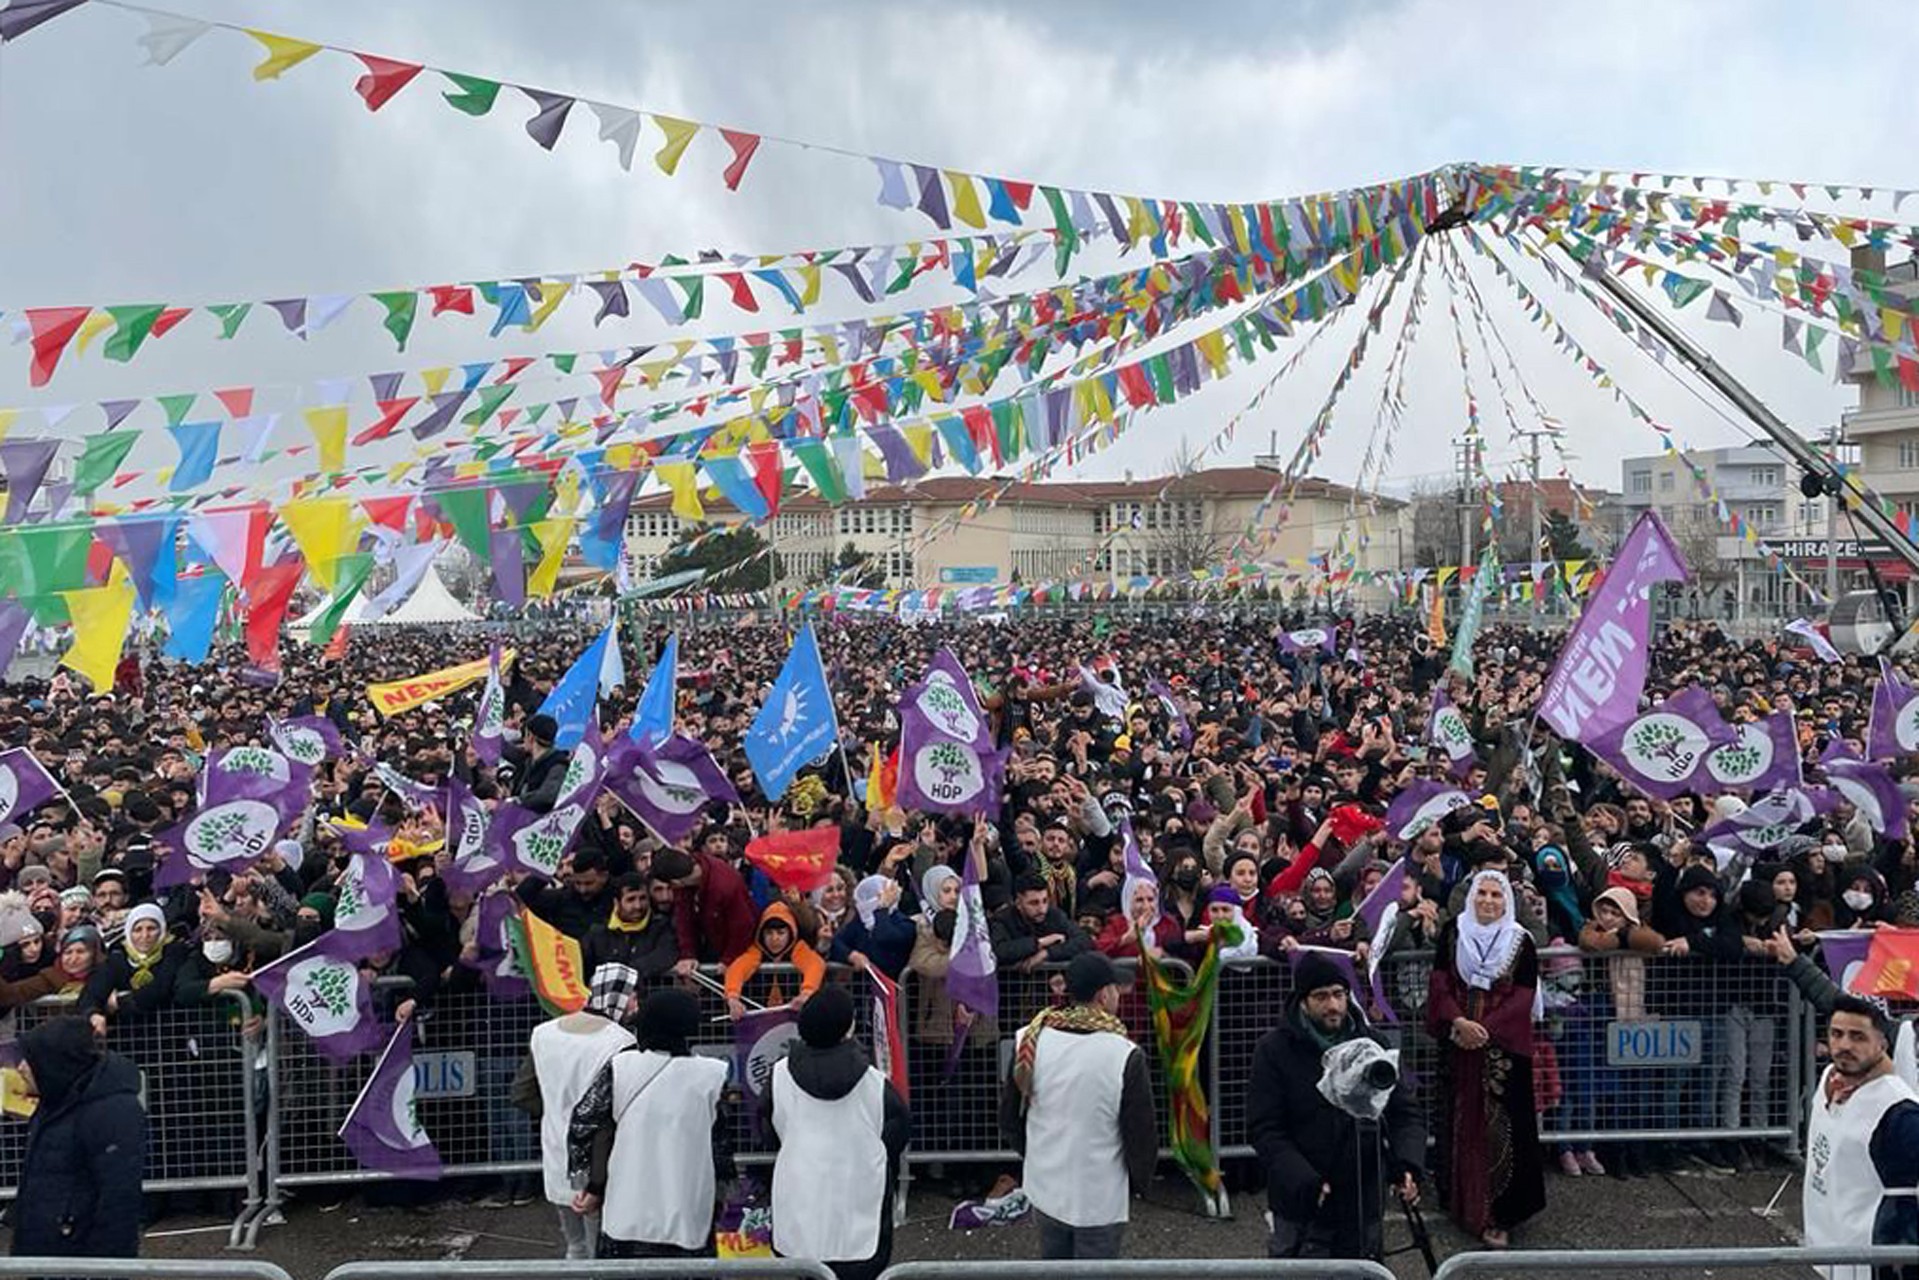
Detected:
left=3, top=1155, right=1820, bottom=1279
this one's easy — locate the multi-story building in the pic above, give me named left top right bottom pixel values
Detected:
left=1837, top=245, right=1919, bottom=611
left=623, top=465, right=1407, bottom=594
left=1618, top=445, right=1823, bottom=620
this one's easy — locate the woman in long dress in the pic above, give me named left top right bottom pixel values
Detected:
left=1427, top=869, right=1546, bottom=1248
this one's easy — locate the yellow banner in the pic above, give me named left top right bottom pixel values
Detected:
left=1426, top=586, right=1447, bottom=647
left=515, top=904, right=588, bottom=1015
left=365, top=649, right=514, bottom=718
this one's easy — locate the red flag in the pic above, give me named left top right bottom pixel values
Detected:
left=353, top=397, right=418, bottom=446
left=214, top=386, right=255, bottom=418
left=325, top=624, right=352, bottom=662
left=26, top=306, right=91, bottom=386
left=353, top=53, right=423, bottom=112
left=744, top=827, right=840, bottom=892
left=1852, top=928, right=1919, bottom=999
left=360, top=495, right=413, bottom=531
left=243, top=559, right=305, bottom=671
left=719, top=128, right=761, bottom=191
left=867, top=967, right=910, bottom=1103
left=718, top=272, right=759, bottom=314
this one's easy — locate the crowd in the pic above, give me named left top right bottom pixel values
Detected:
left=1, top=608, right=1916, bottom=1271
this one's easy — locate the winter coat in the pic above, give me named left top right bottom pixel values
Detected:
left=14, top=1023, right=146, bottom=1258
left=1246, top=998, right=1425, bottom=1259
left=581, top=911, right=680, bottom=980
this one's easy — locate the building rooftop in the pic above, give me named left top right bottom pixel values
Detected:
left=630, top=465, right=1404, bottom=515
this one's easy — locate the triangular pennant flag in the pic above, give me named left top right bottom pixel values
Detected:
left=26, top=306, right=91, bottom=387
left=0, top=0, right=87, bottom=42
left=520, top=87, right=574, bottom=150
left=720, top=128, right=761, bottom=191
left=304, top=405, right=349, bottom=473
left=651, top=115, right=699, bottom=175
left=134, top=10, right=210, bottom=63
left=60, top=564, right=136, bottom=691
left=441, top=72, right=500, bottom=116
left=589, top=101, right=642, bottom=170
left=353, top=53, right=422, bottom=111
left=246, top=30, right=323, bottom=80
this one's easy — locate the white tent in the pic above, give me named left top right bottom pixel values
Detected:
left=290, top=565, right=479, bottom=635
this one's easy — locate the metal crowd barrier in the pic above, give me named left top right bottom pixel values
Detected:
left=1210, top=949, right=1810, bottom=1160
left=1431, top=1245, right=1919, bottom=1278
left=878, top=1263, right=1397, bottom=1279
left=5, top=941, right=1822, bottom=1251
left=0, top=1263, right=295, bottom=1280
left=0, top=990, right=265, bottom=1247
left=323, top=1263, right=837, bottom=1280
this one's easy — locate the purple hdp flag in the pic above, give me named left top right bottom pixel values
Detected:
left=1822, top=750, right=1910, bottom=839
left=330, top=852, right=403, bottom=961
left=1356, top=857, right=1408, bottom=937
left=1701, top=786, right=1836, bottom=861
left=1385, top=779, right=1471, bottom=840
left=269, top=716, right=344, bottom=770
left=373, top=762, right=440, bottom=811
left=486, top=799, right=591, bottom=882
left=0, top=746, right=61, bottom=828
left=1427, top=688, right=1477, bottom=779
left=0, top=600, right=28, bottom=679
left=1147, top=677, right=1193, bottom=748
left=1278, top=626, right=1338, bottom=658
left=897, top=649, right=1005, bottom=818
left=1119, top=817, right=1155, bottom=884
left=155, top=769, right=303, bottom=888
left=199, top=744, right=312, bottom=805
left=945, top=848, right=998, bottom=1020
left=472, top=641, right=507, bottom=766
left=1814, top=930, right=1875, bottom=991
left=1587, top=686, right=1739, bottom=800
left=1356, top=862, right=1407, bottom=1024
left=461, top=889, right=530, bottom=1000
left=250, top=929, right=385, bottom=1063
left=1537, top=509, right=1687, bottom=744
left=1867, top=658, right=1919, bottom=761
left=439, top=779, right=504, bottom=897
left=340, top=1019, right=442, bottom=1180
left=604, top=733, right=737, bottom=845
left=1703, top=710, right=1802, bottom=793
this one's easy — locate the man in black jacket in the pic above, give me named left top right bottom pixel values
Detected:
left=1246, top=952, right=1424, bottom=1260
left=14, top=1016, right=146, bottom=1258
left=581, top=873, right=678, bottom=979
left=513, top=714, right=570, bottom=815
left=517, top=846, right=616, bottom=941
left=989, top=873, right=1091, bottom=971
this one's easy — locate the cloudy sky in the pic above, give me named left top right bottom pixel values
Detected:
left=1, top=0, right=1914, bottom=507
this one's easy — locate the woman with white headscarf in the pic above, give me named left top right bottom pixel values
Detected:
left=837, top=874, right=916, bottom=978
left=1095, top=873, right=1181, bottom=958
left=1426, top=870, right=1545, bottom=1249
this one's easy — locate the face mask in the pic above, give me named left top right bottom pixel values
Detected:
left=501, top=727, right=522, bottom=744
left=1842, top=890, right=1874, bottom=912
left=202, top=939, right=233, bottom=965
left=1172, top=868, right=1200, bottom=889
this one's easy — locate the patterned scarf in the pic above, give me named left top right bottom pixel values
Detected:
left=1011, top=1004, right=1128, bottom=1107
left=1040, top=859, right=1077, bottom=917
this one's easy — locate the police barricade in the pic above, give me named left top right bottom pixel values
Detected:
left=1208, top=948, right=1809, bottom=1161
left=878, top=1263, right=1396, bottom=1280
left=250, top=961, right=880, bottom=1242
left=897, top=956, right=1192, bottom=1166
left=323, top=1261, right=836, bottom=1280
left=0, top=991, right=264, bottom=1244
left=1431, top=1245, right=1919, bottom=1278
left=0, top=1261, right=296, bottom=1280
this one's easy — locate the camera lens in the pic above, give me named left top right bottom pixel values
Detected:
left=1363, top=1059, right=1399, bottom=1090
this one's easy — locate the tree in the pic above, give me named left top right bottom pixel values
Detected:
left=814, top=540, right=886, bottom=589
left=658, top=523, right=781, bottom=593
left=1543, top=510, right=1594, bottom=562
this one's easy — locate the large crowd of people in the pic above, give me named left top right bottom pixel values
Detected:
left=2, top=608, right=1917, bottom=1271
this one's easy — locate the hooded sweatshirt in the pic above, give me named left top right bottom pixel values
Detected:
left=15, top=1017, right=146, bottom=1257
left=723, top=902, right=825, bottom=1004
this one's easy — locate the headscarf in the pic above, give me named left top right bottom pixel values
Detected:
left=585, top=962, right=641, bottom=1022
left=854, top=874, right=892, bottom=930
left=635, top=988, right=700, bottom=1055
left=121, top=903, right=169, bottom=989
left=1299, top=867, right=1338, bottom=929
left=1455, top=870, right=1525, bottom=993
left=1534, top=845, right=1585, bottom=935
left=918, top=865, right=959, bottom=925
left=1203, top=884, right=1259, bottom=960
left=20, top=1017, right=102, bottom=1109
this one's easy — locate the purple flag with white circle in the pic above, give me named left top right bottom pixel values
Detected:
left=339, top=1019, right=442, bottom=1180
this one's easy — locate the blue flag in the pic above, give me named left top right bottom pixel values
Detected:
left=161, top=571, right=227, bottom=663
left=744, top=622, right=838, bottom=802
left=629, top=634, right=679, bottom=746
left=539, top=625, right=617, bottom=749
left=167, top=421, right=222, bottom=493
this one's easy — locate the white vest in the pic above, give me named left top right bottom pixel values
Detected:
left=601, top=1051, right=731, bottom=1249
left=1804, top=1065, right=1919, bottom=1280
left=1016, top=1025, right=1138, bottom=1228
left=530, top=1016, right=634, bottom=1205
left=769, top=1057, right=888, bottom=1262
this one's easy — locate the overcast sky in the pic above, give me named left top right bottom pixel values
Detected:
left=2, top=0, right=1915, bottom=507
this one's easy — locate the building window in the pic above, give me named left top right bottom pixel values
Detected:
left=1899, top=387, right=1919, bottom=409
left=1750, top=466, right=1781, bottom=489
left=1900, top=440, right=1919, bottom=470
left=1630, top=470, right=1652, bottom=494
left=1658, top=472, right=1674, bottom=493
left=1743, top=503, right=1780, bottom=531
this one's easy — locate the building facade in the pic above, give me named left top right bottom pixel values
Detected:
left=1836, top=245, right=1919, bottom=611
left=623, top=465, right=1406, bottom=594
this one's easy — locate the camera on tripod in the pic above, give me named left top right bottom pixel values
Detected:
left=1316, top=1038, right=1401, bottom=1121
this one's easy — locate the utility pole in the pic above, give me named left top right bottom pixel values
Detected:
left=1826, top=420, right=1842, bottom=608
left=1454, top=438, right=1477, bottom=571
left=1513, top=427, right=1553, bottom=619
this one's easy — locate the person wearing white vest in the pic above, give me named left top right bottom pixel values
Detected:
left=511, top=962, right=640, bottom=1260
left=762, top=984, right=910, bottom=1280
left=999, top=950, right=1157, bottom=1260
left=1803, top=996, right=1919, bottom=1280
left=566, top=987, right=734, bottom=1258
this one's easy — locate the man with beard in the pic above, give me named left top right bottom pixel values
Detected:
left=581, top=873, right=678, bottom=979
left=1803, top=997, right=1919, bottom=1280
left=1247, top=952, right=1424, bottom=1259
